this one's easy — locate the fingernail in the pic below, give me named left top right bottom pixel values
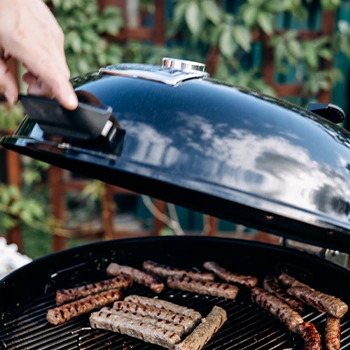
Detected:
left=67, top=93, right=78, bottom=109
left=4, top=91, right=15, bottom=104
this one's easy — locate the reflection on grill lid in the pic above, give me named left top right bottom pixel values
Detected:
left=1, top=58, right=350, bottom=252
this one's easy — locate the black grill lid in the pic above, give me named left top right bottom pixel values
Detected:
left=2, top=58, right=350, bottom=252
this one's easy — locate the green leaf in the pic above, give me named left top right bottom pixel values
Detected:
left=219, top=27, right=237, bottom=58
left=200, top=0, right=222, bottom=25
left=319, top=48, right=332, bottom=60
left=257, top=12, right=274, bottom=35
left=185, top=1, right=202, bottom=36
left=2, top=215, right=18, bottom=229
left=264, top=0, right=286, bottom=13
left=240, top=4, right=259, bottom=27
left=287, top=40, right=302, bottom=59
left=232, top=26, right=251, bottom=52
left=321, top=0, right=340, bottom=10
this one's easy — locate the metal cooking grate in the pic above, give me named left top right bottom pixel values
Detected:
left=1, top=284, right=350, bottom=350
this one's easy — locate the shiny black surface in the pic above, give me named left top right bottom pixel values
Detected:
left=2, top=66, right=350, bottom=251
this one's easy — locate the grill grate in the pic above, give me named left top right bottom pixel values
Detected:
left=1, top=284, right=350, bottom=350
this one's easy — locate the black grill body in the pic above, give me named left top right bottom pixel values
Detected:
left=1, top=236, right=349, bottom=349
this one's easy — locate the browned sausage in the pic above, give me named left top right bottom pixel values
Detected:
left=167, top=275, right=238, bottom=299
left=203, top=261, right=257, bottom=288
left=90, top=310, right=181, bottom=349
left=263, top=276, right=304, bottom=313
left=287, top=287, right=348, bottom=318
left=295, top=322, right=321, bottom=350
left=143, top=260, right=215, bottom=282
left=100, top=307, right=186, bottom=336
left=107, top=262, right=164, bottom=294
left=47, top=289, right=122, bottom=325
left=124, top=295, right=202, bottom=323
left=278, top=273, right=308, bottom=288
left=325, top=316, right=341, bottom=350
left=251, top=288, right=304, bottom=332
left=175, top=306, right=227, bottom=350
left=113, top=301, right=195, bottom=333
left=56, top=274, right=132, bottom=305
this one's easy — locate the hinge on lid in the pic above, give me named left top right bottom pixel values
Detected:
left=280, top=238, right=348, bottom=268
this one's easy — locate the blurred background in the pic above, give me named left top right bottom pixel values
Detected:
left=1, top=0, right=350, bottom=264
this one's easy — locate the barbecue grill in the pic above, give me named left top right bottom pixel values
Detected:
left=1, top=57, right=350, bottom=349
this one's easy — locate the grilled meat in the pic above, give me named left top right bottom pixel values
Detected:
left=47, top=289, right=122, bottom=325
left=55, top=274, right=132, bottom=305
left=295, top=322, right=321, bottom=350
left=113, top=301, right=195, bottom=332
left=287, top=286, right=348, bottom=318
left=251, top=288, right=304, bottom=332
left=167, top=275, right=238, bottom=299
left=143, top=260, right=215, bottom=282
left=100, top=307, right=186, bottom=336
left=90, top=310, right=181, bottom=349
left=278, top=273, right=308, bottom=288
left=107, top=262, right=164, bottom=294
left=175, top=306, right=227, bottom=350
left=263, top=276, right=304, bottom=313
left=124, top=295, right=202, bottom=323
left=203, top=261, right=257, bottom=288
left=325, top=316, right=341, bottom=350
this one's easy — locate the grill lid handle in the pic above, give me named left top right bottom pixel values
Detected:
left=19, top=94, right=114, bottom=141
left=307, top=103, right=345, bottom=124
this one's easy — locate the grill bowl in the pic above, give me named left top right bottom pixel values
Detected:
left=1, top=236, right=350, bottom=349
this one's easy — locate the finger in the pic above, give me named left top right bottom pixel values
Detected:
left=9, top=43, right=75, bottom=109
left=0, top=59, right=18, bottom=104
left=23, top=72, right=56, bottom=99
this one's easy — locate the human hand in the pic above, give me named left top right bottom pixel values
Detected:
left=0, top=0, right=78, bottom=110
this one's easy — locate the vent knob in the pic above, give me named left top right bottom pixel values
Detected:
left=162, top=57, right=206, bottom=73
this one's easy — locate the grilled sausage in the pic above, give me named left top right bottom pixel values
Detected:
left=287, top=286, right=348, bottom=318
left=295, top=322, right=321, bottom=350
left=113, top=301, right=195, bottom=332
left=167, top=275, right=238, bottom=300
left=203, top=261, right=257, bottom=288
left=143, top=260, right=215, bottom=282
left=47, top=289, right=122, bottom=325
left=251, top=288, right=304, bottom=332
left=263, top=276, right=304, bottom=313
left=107, top=262, right=164, bottom=294
left=278, top=273, right=309, bottom=288
left=100, top=307, right=186, bottom=336
left=325, top=316, right=341, bottom=350
left=175, top=306, right=227, bottom=350
left=124, top=295, right=202, bottom=323
left=55, top=274, right=132, bottom=305
left=90, top=310, right=181, bottom=349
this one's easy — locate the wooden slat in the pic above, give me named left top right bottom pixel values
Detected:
left=102, top=183, right=115, bottom=240
left=49, top=166, right=67, bottom=252
left=318, top=10, right=336, bottom=104
left=107, top=27, right=153, bottom=41
left=153, top=199, right=166, bottom=235
left=5, top=149, right=22, bottom=251
left=275, top=84, right=303, bottom=98
left=153, top=0, right=166, bottom=45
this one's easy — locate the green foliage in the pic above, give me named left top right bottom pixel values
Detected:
left=46, top=0, right=124, bottom=76
left=169, top=0, right=349, bottom=98
left=0, top=184, right=49, bottom=232
left=0, top=104, right=24, bottom=132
